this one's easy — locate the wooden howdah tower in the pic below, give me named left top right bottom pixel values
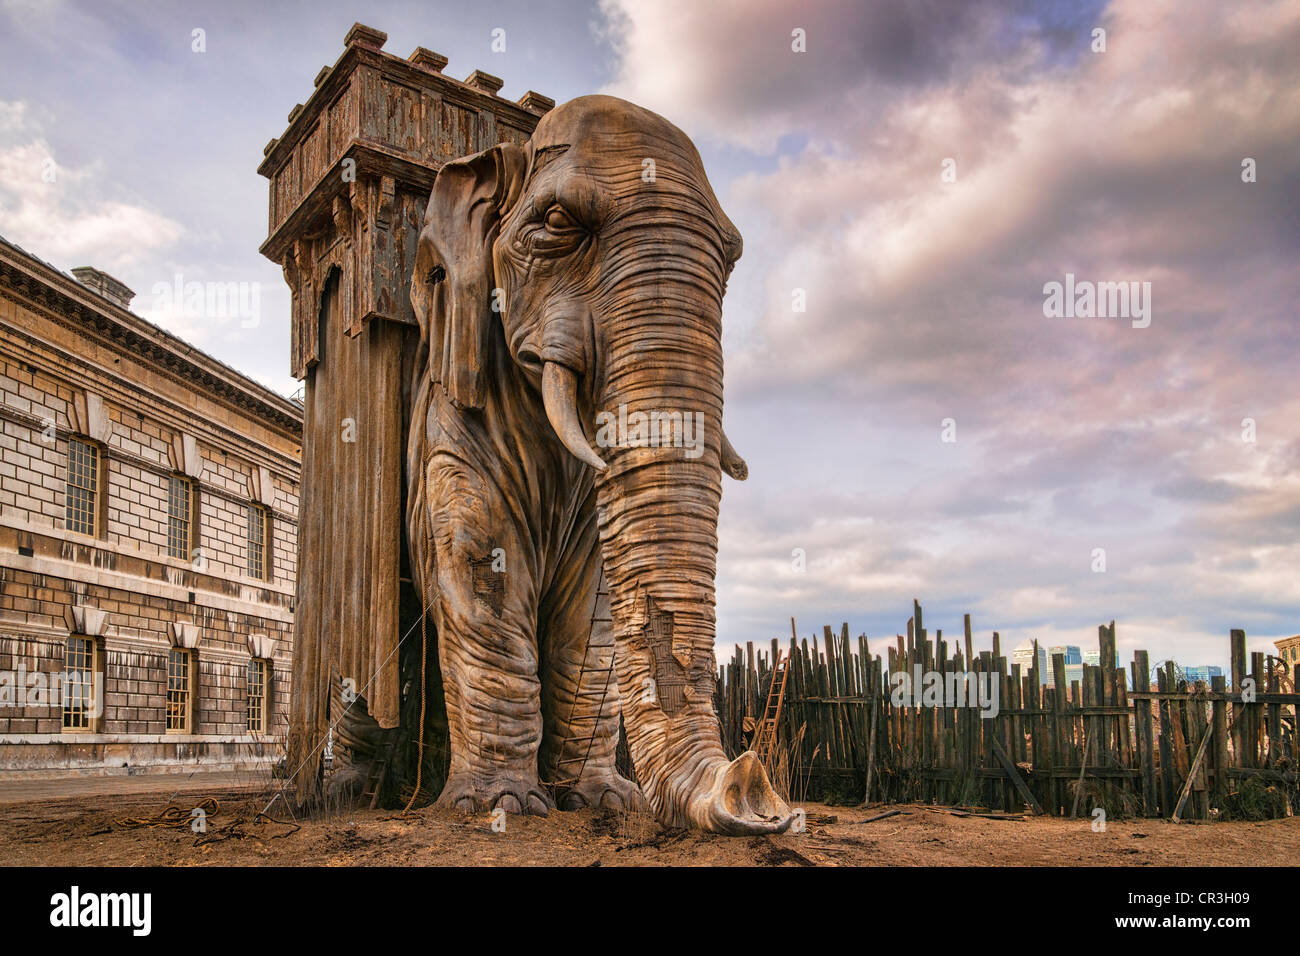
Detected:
left=259, top=23, right=552, bottom=799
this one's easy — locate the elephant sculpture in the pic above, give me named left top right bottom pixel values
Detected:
left=404, top=94, right=792, bottom=835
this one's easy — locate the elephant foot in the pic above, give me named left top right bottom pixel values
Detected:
left=557, top=772, right=649, bottom=812
left=436, top=772, right=554, bottom=816
left=689, top=752, right=794, bottom=836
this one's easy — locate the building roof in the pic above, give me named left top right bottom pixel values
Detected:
left=0, top=234, right=302, bottom=436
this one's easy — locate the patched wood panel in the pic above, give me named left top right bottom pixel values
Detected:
left=273, top=157, right=298, bottom=233
left=497, top=123, right=530, bottom=147
left=438, top=100, right=477, bottom=158
left=302, top=122, right=328, bottom=191
left=380, top=80, right=422, bottom=157
left=363, top=190, right=421, bottom=327
left=419, top=91, right=441, bottom=165
left=328, top=83, right=359, bottom=160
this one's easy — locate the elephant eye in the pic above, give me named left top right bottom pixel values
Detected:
left=425, top=265, right=446, bottom=285
left=544, top=205, right=582, bottom=233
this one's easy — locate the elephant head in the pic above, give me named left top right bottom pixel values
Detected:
left=411, top=94, right=790, bottom=834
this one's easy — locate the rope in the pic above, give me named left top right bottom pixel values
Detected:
left=402, top=587, right=429, bottom=812
left=258, top=551, right=433, bottom=818
left=192, top=809, right=302, bottom=847
left=115, top=796, right=219, bottom=830
left=548, top=568, right=609, bottom=791
left=401, top=493, right=435, bottom=814
left=267, top=420, right=439, bottom=817
left=253, top=811, right=301, bottom=833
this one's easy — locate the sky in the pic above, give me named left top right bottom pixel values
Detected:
left=2, top=0, right=1298, bottom=671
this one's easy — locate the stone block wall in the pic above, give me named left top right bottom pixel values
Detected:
left=0, top=236, right=302, bottom=775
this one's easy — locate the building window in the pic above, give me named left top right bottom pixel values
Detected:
left=65, top=438, right=99, bottom=536
left=167, top=475, right=193, bottom=560
left=248, top=503, right=271, bottom=581
left=167, top=647, right=194, bottom=733
left=247, top=658, right=269, bottom=734
left=62, top=636, right=100, bottom=732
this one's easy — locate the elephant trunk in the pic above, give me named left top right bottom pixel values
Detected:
left=589, top=285, right=792, bottom=834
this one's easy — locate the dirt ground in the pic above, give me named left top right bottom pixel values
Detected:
left=2, top=782, right=1298, bottom=866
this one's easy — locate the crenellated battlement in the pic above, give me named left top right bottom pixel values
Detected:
left=258, top=22, right=552, bottom=378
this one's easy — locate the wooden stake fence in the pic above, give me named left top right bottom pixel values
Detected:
left=715, top=602, right=1299, bottom=819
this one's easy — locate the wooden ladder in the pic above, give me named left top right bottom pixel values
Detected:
left=752, top=651, right=790, bottom=767
left=550, top=569, right=616, bottom=791
left=359, top=730, right=397, bottom=810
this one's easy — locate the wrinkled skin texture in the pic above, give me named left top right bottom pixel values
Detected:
left=407, top=95, right=792, bottom=834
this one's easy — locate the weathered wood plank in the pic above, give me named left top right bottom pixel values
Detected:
left=990, top=734, right=1044, bottom=815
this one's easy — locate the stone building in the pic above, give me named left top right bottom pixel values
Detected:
left=1276, top=635, right=1300, bottom=673
left=0, top=236, right=301, bottom=775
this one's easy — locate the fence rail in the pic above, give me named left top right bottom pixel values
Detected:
left=714, top=602, right=1299, bottom=820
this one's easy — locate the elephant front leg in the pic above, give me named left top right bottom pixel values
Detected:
left=539, top=505, right=647, bottom=812
left=425, top=460, right=552, bottom=816
left=436, top=612, right=552, bottom=815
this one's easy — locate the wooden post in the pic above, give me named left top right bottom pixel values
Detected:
left=1251, top=651, right=1266, bottom=769
left=1156, top=667, right=1176, bottom=816
left=1230, top=629, right=1246, bottom=769
left=1100, top=622, right=1117, bottom=768
left=1211, top=674, right=1228, bottom=809
left=1266, top=654, right=1280, bottom=768
left=1133, top=651, right=1158, bottom=816
left=862, top=690, right=879, bottom=805
left=1052, top=652, right=1067, bottom=815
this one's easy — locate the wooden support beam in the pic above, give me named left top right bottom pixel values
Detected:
left=1172, top=716, right=1213, bottom=822
left=990, top=734, right=1044, bottom=815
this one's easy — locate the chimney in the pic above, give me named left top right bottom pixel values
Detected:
left=71, top=266, right=135, bottom=310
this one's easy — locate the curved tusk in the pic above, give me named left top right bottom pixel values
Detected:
left=720, top=427, right=748, bottom=481
left=542, top=362, right=606, bottom=472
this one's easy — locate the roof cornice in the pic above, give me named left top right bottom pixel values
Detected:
left=0, top=239, right=303, bottom=437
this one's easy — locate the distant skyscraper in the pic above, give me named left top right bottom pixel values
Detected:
left=1042, top=645, right=1082, bottom=687
left=1184, top=665, right=1223, bottom=685
left=1012, top=641, right=1048, bottom=685
left=1064, top=663, right=1084, bottom=690
left=1049, top=645, right=1083, bottom=665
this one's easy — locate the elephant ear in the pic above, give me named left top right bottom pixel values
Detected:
left=418, top=142, right=527, bottom=409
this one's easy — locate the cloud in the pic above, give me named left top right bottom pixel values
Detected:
left=597, top=0, right=1300, bottom=665
left=0, top=99, right=184, bottom=274
left=600, top=0, right=1101, bottom=153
